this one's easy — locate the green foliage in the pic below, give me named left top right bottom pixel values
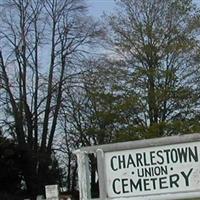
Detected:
left=0, top=136, right=22, bottom=197
left=104, top=0, right=200, bottom=141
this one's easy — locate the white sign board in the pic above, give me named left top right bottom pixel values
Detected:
left=45, top=185, right=59, bottom=199
left=105, top=141, right=200, bottom=199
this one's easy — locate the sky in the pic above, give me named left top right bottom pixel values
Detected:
left=87, top=0, right=116, bottom=18
left=87, top=0, right=200, bottom=18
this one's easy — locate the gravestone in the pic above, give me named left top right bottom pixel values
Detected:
left=45, top=184, right=59, bottom=200
left=36, top=195, right=44, bottom=200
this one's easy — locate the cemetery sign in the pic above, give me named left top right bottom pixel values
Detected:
left=105, top=142, right=199, bottom=198
left=75, top=134, right=200, bottom=200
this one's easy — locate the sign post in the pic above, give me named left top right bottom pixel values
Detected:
left=74, top=133, right=200, bottom=200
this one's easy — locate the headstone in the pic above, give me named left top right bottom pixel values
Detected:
left=45, top=184, right=59, bottom=200
left=36, top=195, right=44, bottom=200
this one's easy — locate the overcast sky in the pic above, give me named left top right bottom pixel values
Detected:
left=87, top=0, right=200, bottom=18
left=87, top=0, right=116, bottom=17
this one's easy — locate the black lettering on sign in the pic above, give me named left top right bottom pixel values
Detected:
left=177, top=148, right=188, bottom=163
left=112, top=178, right=121, bottom=194
left=127, top=154, right=136, bottom=168
left=157, top=150, right=164, bottom=164
left=122, top=179, right=129, bottom=193
left=163, top=149, right=170, bottom=164
left=111, top=168, right=194, bottom=195
left=111, top=156, right=117, bottom=171
left=150, top=151, right=156, bottom=165
left=171, top=149, right=178, bottom=163
left=150, top=178, right=157, bottom=190
left=118, top=155, right=126, bottom=169
left=137, top=166, right=168, bottom=177
left=143, top=152, right=150, bottom=166
left=130, top=179, right=142, bottom=192
left=159, top=177, right=168, bottom=189
left=189, top=147, right=198, bottom=162
left=181, top=168, right=193, bottom=186
left=136, top=153, right=143, bottom=167
left=170, top=174, right=179, bottom=188
left=143, top=179, right=151, bottom=191
left=109, top=145, right=198, bottom=196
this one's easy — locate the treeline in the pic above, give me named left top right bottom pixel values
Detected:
left=0, top=0, right=200, bottom=199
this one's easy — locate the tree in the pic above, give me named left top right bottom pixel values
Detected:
left=107, top=0, right=200, bottom=138
left=58, top=57, right=139, bottom=196
left=0, top=0, right=100, bottom=198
